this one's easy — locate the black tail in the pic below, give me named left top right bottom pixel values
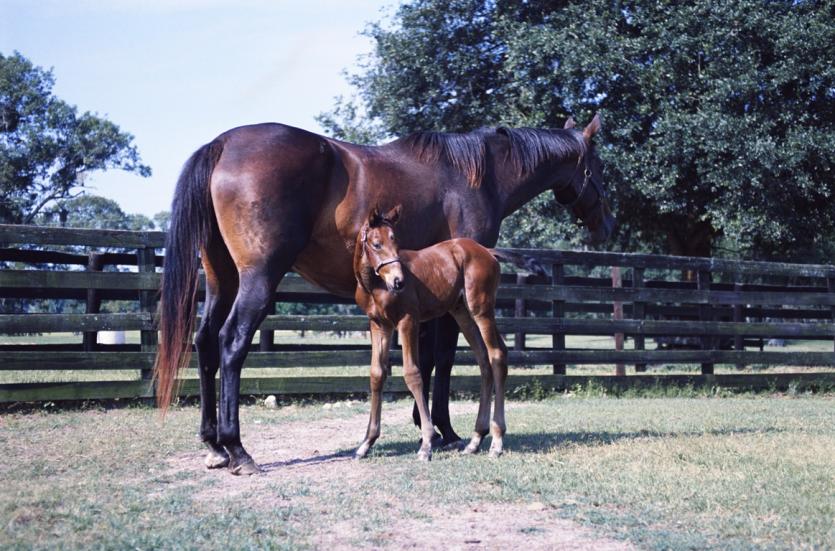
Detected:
left=153, top=140, right=224, bottom=412
left=490, top=249, right=547, bottom=277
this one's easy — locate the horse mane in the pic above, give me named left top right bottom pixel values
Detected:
left=400, top=126, right=586, bottom=188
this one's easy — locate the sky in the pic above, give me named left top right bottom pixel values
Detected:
left=0, top=0, right=393, bottom=218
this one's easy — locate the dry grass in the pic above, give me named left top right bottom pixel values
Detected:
left=1, top=394, right=833, bottom=549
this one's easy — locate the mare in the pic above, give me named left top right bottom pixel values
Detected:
left=154, top=115, right=614, bottom=475
left=353, top=205, right=509, bottom=461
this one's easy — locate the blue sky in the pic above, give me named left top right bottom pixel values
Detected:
left=0, top=0, right=393, bottom=218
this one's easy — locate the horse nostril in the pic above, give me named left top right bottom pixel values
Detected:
left=393, top=277, right=403, bottom=290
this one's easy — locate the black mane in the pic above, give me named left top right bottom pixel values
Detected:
left=400, top=126, right=585, bottom=188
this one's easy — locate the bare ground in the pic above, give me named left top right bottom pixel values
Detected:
left=166, top=402, right=634, bottom=550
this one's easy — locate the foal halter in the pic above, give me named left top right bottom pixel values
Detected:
left=361, top=228, right=401, bottom=275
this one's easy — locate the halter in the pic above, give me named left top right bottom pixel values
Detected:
left=555, top=152, right=604, bottom=211
left=361, top=227, right=401, bottom=275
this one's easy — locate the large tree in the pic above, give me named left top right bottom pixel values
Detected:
left=0, top=51, right=150, bottom=225
left=320, top=0, right=835, bottom=260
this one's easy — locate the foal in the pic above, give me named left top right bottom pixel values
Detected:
left=353, top=206, right=508, bottom=461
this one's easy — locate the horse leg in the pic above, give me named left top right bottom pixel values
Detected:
left=217, top=266, right=286, bottom=475
left=473, top=315, right=508, bottom=458
left=450, top=307, right=493, bottom=455
left=355, top=322, right=392, bottom=459
left=194, top=242, right=237, bottom=469
left=431, top=313, right=463, bottom=447
left=412, top=320, right=442, bottom=446
left=453, top=305, right=493, bottom=454
left=400, top=317, right=434, bottom=461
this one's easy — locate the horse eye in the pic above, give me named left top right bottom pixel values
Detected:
left=373, top=242, right=382, bottom=250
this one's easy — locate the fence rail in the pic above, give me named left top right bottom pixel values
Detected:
left=1, top=224, right=834, bottom=403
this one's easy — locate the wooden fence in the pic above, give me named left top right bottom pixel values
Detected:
left=1, top=224, right=834, bottom=403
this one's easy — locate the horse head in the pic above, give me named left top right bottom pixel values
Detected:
left=358, top=205, right=405, bottom=293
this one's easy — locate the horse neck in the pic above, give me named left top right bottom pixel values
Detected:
left=495, top=155, right=577, bottom=218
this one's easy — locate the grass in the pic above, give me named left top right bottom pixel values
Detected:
left=1, top=394, right=833, bottom=549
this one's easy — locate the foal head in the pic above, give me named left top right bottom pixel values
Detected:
left=358, top=205, right=405, bottom=293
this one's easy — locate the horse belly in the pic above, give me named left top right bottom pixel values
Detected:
left=292, top=242, right=356, bottom=298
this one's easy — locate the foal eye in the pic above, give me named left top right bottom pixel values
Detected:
left=373, top=242, right=382, bottom=250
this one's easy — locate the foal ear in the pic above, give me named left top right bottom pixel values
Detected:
left=564, top=116, right=576, bottom=129
left=385, top=204, right=402, bottom=225
left=368, top=206, right=383, bottom=226
left=583, top=113, right=601, bottom=141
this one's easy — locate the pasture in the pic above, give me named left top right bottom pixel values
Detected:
left=2, top=393, right=833, bottom=550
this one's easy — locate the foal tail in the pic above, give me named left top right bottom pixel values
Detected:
left=153, top=140, right=224, bottom=413
left=490, top=249, right=547, bottom=277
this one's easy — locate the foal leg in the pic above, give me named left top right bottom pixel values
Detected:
left=474, top=315, right=508, bottom=458
left=431, top=313, right=463, bottom=447
left=355, top=322, right=392, bottom=459
left=400, top=317, right=434, bottom=461
left=451, top=307, right=493, bottom=455
left=217, top=266, right=286, bottom=475
left=194, top=243, right=237, bottom=469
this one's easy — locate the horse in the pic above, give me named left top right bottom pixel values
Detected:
left=353, top=205, right=509, bottom=461
left=154, top=115, right=614, bottom=475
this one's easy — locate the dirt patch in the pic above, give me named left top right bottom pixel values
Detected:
left=166, top=402, right=633, bottom=550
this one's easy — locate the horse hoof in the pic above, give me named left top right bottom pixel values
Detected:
left=204, top=450, right=230, bottom=469
left=417, top=449, right=432, bottom=462
left=488, top=448, right=503, bottom=459
left=442, top=438, right=466, bottom=452
left=229, top=459, right=263, bottom=476
left=427, top=433, right=444, bottom=449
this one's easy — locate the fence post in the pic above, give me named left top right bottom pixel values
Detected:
left=260, top=302, right=275, bottom=351
left=137, top=246, right=157, bottom=381
left=697, top=269, right=714, bottom=375
left=829, top=276, right=835, bottom=353
left=733, top=281, right=745, bottom=370
left=612, top=266, right=625, bottom=376
left=83, top=252, right=103, bottom=352
left=632, top=267, right=646, bottom=372
left=514, top=273, right=528, bottom=351
left=552, top=263, right=565, bottom=375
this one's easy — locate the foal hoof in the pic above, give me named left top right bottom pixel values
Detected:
left=488, top=446, right=504, bottom=459
left=229, top=459, right=263, bottom=476
left=460, top=442, right=480, bottom=455
left=204, top=450, right=230, bottom=469
left=417, top=449, right=432, bottom=462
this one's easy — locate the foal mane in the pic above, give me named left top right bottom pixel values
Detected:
left=400, top=126, right=586, bottom=188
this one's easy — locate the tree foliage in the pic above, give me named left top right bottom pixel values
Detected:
left=0, top=51, right=151, bottom=225
left=320, top=0, right=835, bottom=260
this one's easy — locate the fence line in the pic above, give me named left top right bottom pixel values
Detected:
left=1, top=223, right=834, bottom=402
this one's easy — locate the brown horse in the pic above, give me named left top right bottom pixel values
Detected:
left=353, top=206, right=509, bottom=461
left=154, top=116, right=613, bottom=475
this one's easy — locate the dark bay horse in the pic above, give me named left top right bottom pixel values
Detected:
left=154, top=116, right=614, bottom=474
left=353, top=206, right=509, bottom=461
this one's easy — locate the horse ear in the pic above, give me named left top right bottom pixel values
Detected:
left=564, top=117, right=576, bottom=129
left=368, top=206, right=382, bottom=226
left=583, top=113, right=601, bottom=141
left=385, top=204, right=402, bottom=225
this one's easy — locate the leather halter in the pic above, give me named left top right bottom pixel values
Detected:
left=361, top=227, right=401, bottom=275
left=555, top=152, right=604, bottom=211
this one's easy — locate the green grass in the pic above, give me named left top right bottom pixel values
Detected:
left=1, top=395, right=833, bottom=549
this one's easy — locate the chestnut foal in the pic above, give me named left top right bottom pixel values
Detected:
left=353, top=206, right=508, bottom=461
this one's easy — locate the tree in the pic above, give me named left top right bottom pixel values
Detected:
left=0, top=51, right=151, bottom=225
left=320, top=0, right=835, bottom=260
left=36, top=194, right=155, bottom=231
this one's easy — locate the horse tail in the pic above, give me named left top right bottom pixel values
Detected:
left=154, top=140, right=224, bottom=413
left=490, top=249, right=547, bottom=277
